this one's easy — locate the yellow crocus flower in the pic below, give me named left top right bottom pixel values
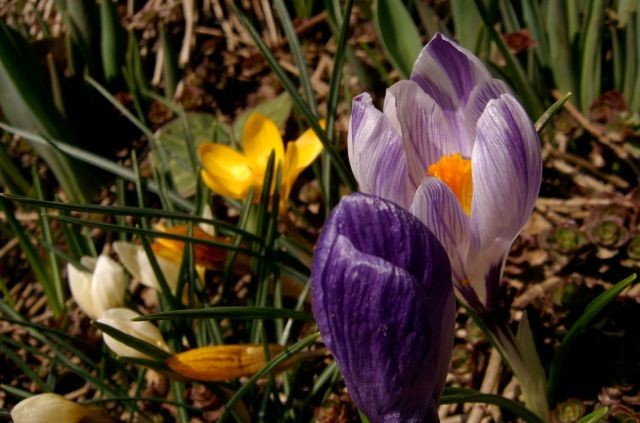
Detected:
left=198, top=113, right=324, bottom=203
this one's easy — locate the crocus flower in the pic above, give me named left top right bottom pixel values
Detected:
left=98, top=308, right=170, bottom=359
left=11, top=393, right=111, bottom=423
left=67, top=255, right=126, bottom=319
left=198, top=113, right=323, bottom=203
left=166, top=344, right=284, bottom=382
left=311, top=193, right=455, bottom=423
left=348, top=33, right=542, bottom=312
left=113, top=224, right=230, bottom=293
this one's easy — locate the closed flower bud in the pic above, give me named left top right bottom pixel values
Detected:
left=167, top=344, right=284, bottom=382
left=97, top=308, right=170, bottom=359
left=67, top=255, right=126, bottom=320
left=11, top=393, right=112, bottom=423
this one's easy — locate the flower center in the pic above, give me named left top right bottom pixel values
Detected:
left=427, top=153, right=473, bottom=215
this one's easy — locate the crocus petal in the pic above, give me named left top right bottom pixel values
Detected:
left=242, top=113, right=285, bottom=179
left=312, top=193, right=454, bottom=422
left=411, top=33, right=492, bottom=110
left=98, top=308, right=170, bottom=359
left=113, top=241, right=180, bottom=292
left=11, top=393, right=111, bottom=423
left=90, top=255, right=126, bottom=318
left=468, top=94, right=542, bottom=308
left=199, top=143, right=255, bottom=199
left=283, top=122, right=324, bottom=198
left=151, top=225, right=228, bottom=270
left=389, top=80, right=461, bottom=181
left=348, top=93, right=411, bottom=208
left=67, top=260, right=98, bottom=319
left=464, top=79, right=510, bottom=137
left=167, top=344, right=284, bottom=382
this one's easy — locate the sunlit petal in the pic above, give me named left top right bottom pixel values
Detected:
left=242, top=113, right=285, bottom=178
left=199, top=143, right=255, bottom=199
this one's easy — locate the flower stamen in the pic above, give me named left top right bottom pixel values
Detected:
left=427, top=153, right=473, bottom=215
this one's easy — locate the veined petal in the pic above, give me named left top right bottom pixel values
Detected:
left=411, top=33, right=492, bottom=110
left=98, top=308, right=170, bottom=359
left=11, top=393, right=112, bottom=423
left=243, top=113, right=285, bottom=178
left=91, top=255, right=126, bottom=318
left=67, top=260, right=98, bottom=319
left=348, top=93, right=411, bottom=208
left=469, top=94, right=542, bottom=309
left=311, top=193, right=454, bottom=422
left=199, top=143, right=255, bottom=199
left=113, top=241, right=180, bottom=293
left=389, top=80, right=460, bottom=183
left=167, top=344, right=284, bottom=382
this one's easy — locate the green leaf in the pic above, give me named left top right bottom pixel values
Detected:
left=545, top=0, right=576, bottom=95
left=135, top=306, right=313, bottom=322
left=373, top=0, right=422, bottom=79
left=450, top=0, right=483, bottom=52
left=578, top=0, right=604, bottom=112
left=548, top=274, right=637, bottom=401
left=577, top=407, right=608, bottom=423
left=522, top=0, right=550, bottom=67
left=535, top=91, right=572, bottom=133
left=440, top=387, right=545, bottom=423
left=159, top=24, right=178, bottom=99
left=232, top=93, right=293, bottom=142
left=515, top=312, right=549, bottom=419
left=155, top=112, right=231, bottom=197
left=99, top=0, right=125, bottom=83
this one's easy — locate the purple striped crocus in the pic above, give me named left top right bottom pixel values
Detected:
left=311, top=193, right=455, bottom=423
left=349, top=33, right=542, bottom=312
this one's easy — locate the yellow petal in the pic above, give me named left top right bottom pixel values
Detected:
left=167, top=344, right=284, bottom=382
left=283, top=121, right=324, bottom=198
left=151, top=224, right=229, bottom=270
left=199, top=143, right=255, bottom=199
left=243, top=114, right=285, bottom=180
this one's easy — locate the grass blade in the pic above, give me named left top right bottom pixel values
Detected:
left=134, top=306, right=313, bottom=322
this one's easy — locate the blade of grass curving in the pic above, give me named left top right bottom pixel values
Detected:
left=0, top=123, right=194, bottom=212
left=0, top=276, right=13, bottom=308
left=171, top=380, right=190, bottom=423
left=440, top=387, right=544, bottom=423
left=84, top=395, right=201, bottom=412
left=273, top=0, right=317, bottom=114
left=323, top=0, right=354, bottom=212
left=135, top=306, right=313, bottom=322
left=610, top=26, right=623, bottom=91
left=159, top=24, right=178, bottom=100
left=473, top=0, right=545, bottom=118
left=231, top=4, right=356, bottom=192
left=576, top=407, right=608, bottom=423
left=218, top=332, right=320, bottom=422
left=2, top=194, right=257, bottom=240
left=32, top=167, right=65, bottom=313
left=93, top=320, right=172, bottom=361
left=99, top=0, right=125, bottom=83
left=0, top=140, right=30, bottom=195
left=374, top=0, right=422, bottom=79
left=0, top=341, right=50, bottom=391
left=548, top=273, right=636, bottom=401
left=577, top=0, right=603, bottom=112
left=0, top=197, right=60, bottom=315
left=48, top=214, right=258, bottom=257
left=535, top=91, right=572, bottom=132
left=0, top=384, right=33, bottom=400
left=279, top=278, right=311, bottom=345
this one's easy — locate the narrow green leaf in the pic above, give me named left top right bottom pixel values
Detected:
left=578, top=0, right=604, bottom=112
left=93, top=320, right=172, bottom=361
left=135, top=306, right=313, bottom=322
left=159, top=24, right=178, bottom=99
left=545, top=0, right=576, bottom=95
left=535, top=91, right=572, bottom=132
left=373, top=0, right=422, bottom=79
left=577, top=407, right=608, bottom=423
left=440, top=387, right=545, bottom=423
left=515, top=312, right=549, bottom=418
left=99, top=0, right=125, bottom=83
left=548, top=274, right=637, bottom=401
left=522, top=0, right=550, bottom=67
left=450, top=0, right=483, bottom=52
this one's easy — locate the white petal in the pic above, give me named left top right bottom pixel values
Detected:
left=11, top=393, right=111, bottom=423
left=91, top=255, right=126, bottom=318
left=98, top=308, right=170, bottom=359
left=67, top=260, right=98, bottom=319
left=113, top=241, right=180, bottom=293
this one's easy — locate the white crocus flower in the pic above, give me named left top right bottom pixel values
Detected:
left=113, top=241, right=180, bottom=293
left=67, top=255, right=126, bottom=320
left=11, top=393, right=111, bottom=423
left=98, top=308, right=170, bottom=359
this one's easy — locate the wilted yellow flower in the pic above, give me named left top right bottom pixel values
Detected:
left=166, top=344, right=285, bottom=382
left=198, top=113, right=324, bottom=203
left=11, top=393, right=111, bottom=423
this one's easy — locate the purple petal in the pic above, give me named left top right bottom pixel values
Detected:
left=388, top=80, right=462, bottom=184
left=411, top=33, right=492, bottom=111
left=349, top=94, right=411, bottom=207
left=312, top=193, right=454, bottom=422
left=467, top=94, right=542, bottom=308
left=464, top=79, right=510, bottom=139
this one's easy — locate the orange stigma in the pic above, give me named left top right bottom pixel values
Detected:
left=427, top=153, right=473, bottom=215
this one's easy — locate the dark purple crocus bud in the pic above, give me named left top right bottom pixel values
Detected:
left=311, top=193, right=455, bottom=423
